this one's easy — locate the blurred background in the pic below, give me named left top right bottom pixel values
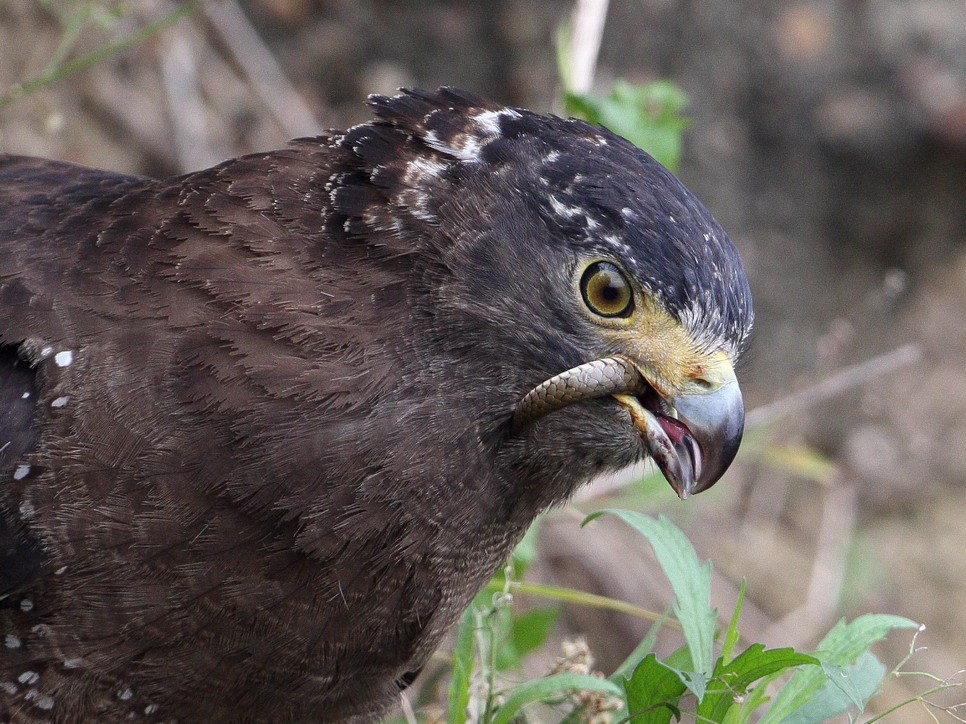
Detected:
left=1, top=0, right=964, bottom=720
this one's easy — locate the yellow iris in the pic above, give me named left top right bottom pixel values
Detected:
left=580, top=261, right=634, bottom=318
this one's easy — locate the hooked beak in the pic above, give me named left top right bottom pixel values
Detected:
left=613, top=372, right=743, bottom=498
left=510, top=351, right=744, bottom=498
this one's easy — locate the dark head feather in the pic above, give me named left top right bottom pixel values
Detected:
left=337, top=88, right=753, bottom=355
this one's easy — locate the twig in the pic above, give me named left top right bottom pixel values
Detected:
left=863, top=679, right=966, bottom=724
left=572, top=345, right=921, bottom=502
left=567, top=0, right=609, bottom=94
left=204, top=0, right=319, bottom=138
left=804, top=483, right=855, bottom=618
left=763, top=482, right=856, bottom=647
left=0, top=1, right=201, bottom=110
left=159, top=24, right=225, bottom=171
left=85, top=74, right=174, bottom=161
left=746, top=343, right=922, bottom=429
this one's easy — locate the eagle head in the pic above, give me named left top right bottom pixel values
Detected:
left=333, top=87, right=753, bottom=503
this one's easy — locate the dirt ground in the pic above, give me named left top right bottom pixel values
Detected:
left=1, top=1, right=965, bottom=721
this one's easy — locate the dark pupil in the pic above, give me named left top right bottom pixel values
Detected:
left=600, top=281, right=620, bottom=302
left=581, top=261, right=632, bottom=318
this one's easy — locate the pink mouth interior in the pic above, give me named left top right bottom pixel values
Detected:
left=657, top=415, right=691, bottom=445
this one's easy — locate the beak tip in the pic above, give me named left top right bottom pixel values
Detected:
left=665, top=465, right=697, bottom=500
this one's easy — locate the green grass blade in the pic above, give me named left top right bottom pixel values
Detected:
left=446, top=602, right=478, bottom=724
left=0, top=1, right=201, bottom=110
left=585, top=511, right=716, bottom=678
left=485, top=580, right=671, bottom=626
left=720, top=578, right=747, bottom=666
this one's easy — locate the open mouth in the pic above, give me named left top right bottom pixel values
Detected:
left=511, top=354, right=741, bottom=498
left=614, top=385, right=702, bottom=498
left=635, top=385, right=701, bottom=477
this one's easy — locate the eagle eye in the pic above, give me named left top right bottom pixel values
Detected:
left=580, top=261, right=634, bottom=318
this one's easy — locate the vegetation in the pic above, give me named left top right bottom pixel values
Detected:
left=0, top=1, right=200, bottom=110
left=394, top=507, right=943, bottom=723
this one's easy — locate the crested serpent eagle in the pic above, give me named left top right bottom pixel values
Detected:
left=0, top=88, right=752, bottom=722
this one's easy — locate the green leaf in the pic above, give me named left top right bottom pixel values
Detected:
left=495, top=606, right=559, bottom=671
left=563, top=80, right=690, bottom=171
left=812, top=615, right=918, bottom=665
left=584, top=511, right=716, bottom=678
left=664, top=644, right=697, bottom=671
left=779, top=652, right=886, bottom=724
left=721, top=578, right=747, bottom=666
left=697, top=644, right=819, bottom=721
left=623, top=653, right=687, bottom=724
left=446, top=599, right=478, bottom=724
left=660, top=661, right=709, bottom=701
left=490, top=673, right=622, bottom=724
left=759, top=615, right=918, bottom=724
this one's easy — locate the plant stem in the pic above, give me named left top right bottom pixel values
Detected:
left=0, top=1, right=202, bottom=110
left=487, top=580, right=682, bottom=631
left=861, top=683, right=963, bottom=723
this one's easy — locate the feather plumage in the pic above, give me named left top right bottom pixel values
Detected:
left=0, top=88, right=751, bottom=722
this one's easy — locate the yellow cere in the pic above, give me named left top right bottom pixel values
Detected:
left=601, top=293, right=736, bottom=397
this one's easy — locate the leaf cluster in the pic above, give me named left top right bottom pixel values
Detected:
left=407, top=511, right=919, bottom=724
